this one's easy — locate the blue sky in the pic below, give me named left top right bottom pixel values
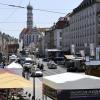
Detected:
left=0, top=0, right=83, bottom=38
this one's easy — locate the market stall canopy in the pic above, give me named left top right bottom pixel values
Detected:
left=0, top=68, right=14, bottom=74
left=9, top=54, right=17, bottom=59
left=6, top=62, right=23, bottom=76
left=0, top=72, right=32, bottom=88
left=45, top=49, right=61, bottom=52
left=6, top=62, right=22, bottom=68
left=43, top=73, right=100, bottom=90
left=64, top=55, right=75, bottom=60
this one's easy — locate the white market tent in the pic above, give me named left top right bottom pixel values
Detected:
left=43, top=72, right=100, bottom=90
left=9, top=54, right=17, bottom=59
left=45, top=49, right=61, bottom=52
left=64, top=55, right=76, bottom=60
left=6, top=62, right=23, bottom=76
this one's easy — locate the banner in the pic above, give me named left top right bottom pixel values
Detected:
left=96, top=47, right=100, bottom=60
left=71, top=44, right=75, bottom=55
left=90, top=43, right=95, bottom=56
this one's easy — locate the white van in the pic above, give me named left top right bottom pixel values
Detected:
left=23, top=57, right=33, bottom=68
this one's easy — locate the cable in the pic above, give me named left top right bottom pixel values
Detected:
left=0, top=2, right=66, bottom=14
left=0, top=2, right=25, bottom=8
left=0, top=22, right=25, bottom=23
left=33, top=8, right=66, bottom=14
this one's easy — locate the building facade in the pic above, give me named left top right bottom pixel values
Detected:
left=45, top=28, right=55, bottom=49
left=62, top=0, right=100, bottom=56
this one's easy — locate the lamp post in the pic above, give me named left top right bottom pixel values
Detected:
left=31, top=66, right=36, bottom=100
left=31, top=70, right=35, bottom=100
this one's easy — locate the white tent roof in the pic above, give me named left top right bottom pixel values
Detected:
left=64, top=55, right=75, bottom=60
left=6, top=62, right=22, bottom=68
left=43, top=73, right=100, bottom=90
left=45, top=49, right=61, bottom=52
left=9, top=54, right=17, bottom=58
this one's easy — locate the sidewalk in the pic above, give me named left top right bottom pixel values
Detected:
left=23, top=77, right=43, bottom=100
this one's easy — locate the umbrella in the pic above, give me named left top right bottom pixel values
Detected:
left=0, top=72, right=33, bottom=88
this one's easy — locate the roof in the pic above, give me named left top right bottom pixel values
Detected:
left=6, top=62, right=22, bottom=68
left=55, top=20, right=67, bottom=29
left=20, top=28, right=33, bottom=35
left=37, top=28, right=49, bottom=33
left=64, top=55, right=75, bottom=60
left=45, top=49, right=61, bottom=52
left=43, top=72, right=100, bottom=90
left=69, top=0, right=100, bottom=16
left=20, top=27, right=40, bottom=37
left=27, top=3, right=33, bottom=10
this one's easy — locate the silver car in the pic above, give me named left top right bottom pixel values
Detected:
left=47, top=60, right=57, bottom=69
left=31, top=68, right=43, bottom=77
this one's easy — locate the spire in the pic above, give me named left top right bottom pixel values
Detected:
left=27, top=2, right=33, bottom=10
left=27, top=2, right=33, bottom=28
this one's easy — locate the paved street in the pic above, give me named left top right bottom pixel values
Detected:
left=24, top=77, right=43, bottom=100
left=24, top=56, right=67, bottom=100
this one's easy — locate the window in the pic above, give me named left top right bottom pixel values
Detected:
left=60, top=41, right=62, bottom=47
left=33, top=35, right=34, bottom=42
left=98, top=16, right=100, bottom=24
left=60, top=32, right=62, bottom=37
left=36, top=35, right=38, bottom=41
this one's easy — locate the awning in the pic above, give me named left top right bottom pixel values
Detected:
left=6, top=62, right=23, bottom=76
left=43, top=73, right=100, bottom=90
left=0, top=72, right=33, bottom=88
left=45, top=49, right=61, bottom=52
left=6, top=62, right=22, bottom=68
left=64, top=55, right=75, bottom=60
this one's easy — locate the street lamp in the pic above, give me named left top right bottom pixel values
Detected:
left=31, top=71, right=35, bottom=100
left=31, top=65, right=37, bottom=100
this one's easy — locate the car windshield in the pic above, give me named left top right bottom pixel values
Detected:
left=35, top=68, right=41, bottom=71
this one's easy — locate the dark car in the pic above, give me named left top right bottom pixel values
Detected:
left=42, top=58, right=50, bottom=62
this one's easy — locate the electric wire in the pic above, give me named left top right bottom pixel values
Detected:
left=0, top=2, right=66, bottom=14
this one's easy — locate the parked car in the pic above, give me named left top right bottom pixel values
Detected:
left=47, top=60, right=57, bottom=69
left=23, top=57, right=33, bottom=67
left=42, top=58, right=49, bottom=62
left=31, top=68, right=43, bottom=77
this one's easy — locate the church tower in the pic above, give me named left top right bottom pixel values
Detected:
left=27, top=3, right=33, bottom=28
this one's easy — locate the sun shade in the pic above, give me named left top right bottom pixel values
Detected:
left=0, top=72, right=33, bottom=88
left=64, top=55, right=75, bottom=60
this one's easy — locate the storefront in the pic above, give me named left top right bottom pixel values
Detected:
left=43, top=73, right=100, bottom=100
left=85, top=61, right=100, bottom=77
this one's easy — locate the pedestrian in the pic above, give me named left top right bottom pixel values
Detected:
left=37, top=63, right=40, bottom=69
left=22, top=71, right=25, bottom=78
left=40, top=63, right=44, bottom=71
